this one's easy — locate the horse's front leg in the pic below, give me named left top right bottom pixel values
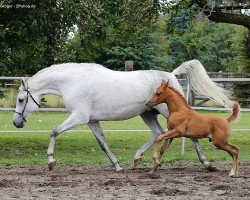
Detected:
left=47, top=113, right=84, bottom=170
left=133, top=112, right=165, bottom=167
left=88, top=121, right=123, bottom=172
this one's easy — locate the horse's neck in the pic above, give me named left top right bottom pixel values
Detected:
left=165, top=90, right=188, bottom=113
left=28, top=71, right=61, bottom=96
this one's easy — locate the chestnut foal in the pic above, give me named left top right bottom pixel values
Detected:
left=146, top=80, right=240, bottom=176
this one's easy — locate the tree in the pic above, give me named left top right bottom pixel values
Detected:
left=167, top=19, right=245, bottom=72
left=0, top=0, right=78, bottom=76
left=57, top=0, right=170, bottom=70
left=160, top=0, right=250, bottom=57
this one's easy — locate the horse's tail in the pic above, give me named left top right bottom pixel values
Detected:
left=172, top=59, right=233, bottom=108
left=227, top=103, right=240, bottom=123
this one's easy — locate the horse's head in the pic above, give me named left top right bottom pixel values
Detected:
left=146, top=80, right=169, bottom=108
left=13, top=78, right=41, bottom=128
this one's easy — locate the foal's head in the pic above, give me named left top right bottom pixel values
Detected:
left=146, top=80, right=169, bottom=108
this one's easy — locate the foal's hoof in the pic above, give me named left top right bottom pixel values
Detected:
left=133, top=157, right=142, bottom=168
left=229, top=168, right=237, bottom=177
left=149, top=166, right=159, bottom=174
left=48, top=160, right=56, bottom=171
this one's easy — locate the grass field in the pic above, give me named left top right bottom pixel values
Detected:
left=0, top=110, right=249, bottom=167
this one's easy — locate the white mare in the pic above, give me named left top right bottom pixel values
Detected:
left=13, top=60, right=232, bottom=172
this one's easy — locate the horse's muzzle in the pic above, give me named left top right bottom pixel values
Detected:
left=146, top=101, right=155, bottom=108
left=13, top=120, right=24, bottom=128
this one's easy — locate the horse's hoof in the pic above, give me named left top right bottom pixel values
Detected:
left=206, top=165, right=218, bottom=172
left=204, top=161, right=217, bottom=172
left=133, top=157, right=142, bottom=167
left=115, top=166, right=124, bottom=173
left=48, top=160, right=56, bottom=171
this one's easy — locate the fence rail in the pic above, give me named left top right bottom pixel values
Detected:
left=1, top=76, right=250, bottom=111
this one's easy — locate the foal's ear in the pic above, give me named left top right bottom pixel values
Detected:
left=161, top=80, right=168, bottom=85
left=20, top=77, right=27, bottom=90
left=161, top=80, right=169, bottom=89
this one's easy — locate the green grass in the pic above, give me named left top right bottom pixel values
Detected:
left=0, top=111, right=250, bottom=166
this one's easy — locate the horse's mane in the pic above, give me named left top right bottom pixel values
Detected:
left=168, top=86, right=193, bottom=110
left=28, top=66, right=52, bottom=82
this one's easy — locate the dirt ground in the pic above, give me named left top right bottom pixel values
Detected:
left=0, top=162, right=249, bottom=200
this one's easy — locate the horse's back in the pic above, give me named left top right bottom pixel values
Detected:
left=47, top=63, right=174, bottom=85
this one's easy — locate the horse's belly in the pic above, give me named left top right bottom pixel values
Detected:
left=89, top=105, right=146, bottom=121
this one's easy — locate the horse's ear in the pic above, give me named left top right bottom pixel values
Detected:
left=21, top=77, right=27, bottom=90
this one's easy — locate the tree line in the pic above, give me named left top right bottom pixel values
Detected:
left=0, top=0, right=249, bottom=76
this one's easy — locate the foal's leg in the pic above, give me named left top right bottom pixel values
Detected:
left=150, top=129, right=180, bottom=173
left=88, top=121, right=123, bottom=172
left=133, top=112, right=165, bottom=167
left=47, top=113, right=84, bottom=170
left=159, top=139, right=173, bottom=162
left=213, top=130, right=239, bottom=176
left=149, top=139, right=173, bottom=173
left=155, top=129, right=181, bottom=143
left=215, top=142, right=239, bottom=176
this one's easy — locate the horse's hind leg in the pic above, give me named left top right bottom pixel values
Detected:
left=47, top=113, right=84, bottom=170
left=192, top=139, right=215, bottom=172
left=88, top=121, right=123, bottom=172
left=133, top=111, right=165, bottom=167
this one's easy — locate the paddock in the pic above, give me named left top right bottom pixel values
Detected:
left=0, top=110, right=250, bottom=199
left=0, top=163, right=249, bottom=199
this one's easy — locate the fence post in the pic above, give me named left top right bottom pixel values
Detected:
left=181, top=82, right=191, bottom=156
left=125, top=60, right=133, bottom=71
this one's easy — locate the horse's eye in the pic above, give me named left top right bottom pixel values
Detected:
left=156, top=93, right=160, bottom=97
left=18, top=99, right=24, bottom=103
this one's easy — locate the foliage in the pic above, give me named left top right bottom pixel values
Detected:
left=231, top=26, right=250, bottom=73
left=0, top=0, right=249, bottom=77
left=52, top=0, right=171, bottom=71
left=161, top=0, right=250, bottom=62
left=167, top=19, right=246, bottom=72
left=104, top=33, right=170, bottom=71
left=0, top=0, right=79, bottom=76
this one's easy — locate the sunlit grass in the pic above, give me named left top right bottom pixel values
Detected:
left=0, top=111, right=249, bottom=166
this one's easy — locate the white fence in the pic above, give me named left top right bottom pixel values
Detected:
left=1, top=76, right=249, bottom=155
left=1, top=76, right=249, bottom=111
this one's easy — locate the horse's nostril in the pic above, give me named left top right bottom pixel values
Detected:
left=13, top=121, right=16, bottom=126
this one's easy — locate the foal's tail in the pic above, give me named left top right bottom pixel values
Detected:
left=227, top=103, right=240, bottom=123
left=172, top=60, right=233, bottom=109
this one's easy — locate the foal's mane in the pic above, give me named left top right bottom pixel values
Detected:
left=168, top=86, right=193, bottom=110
